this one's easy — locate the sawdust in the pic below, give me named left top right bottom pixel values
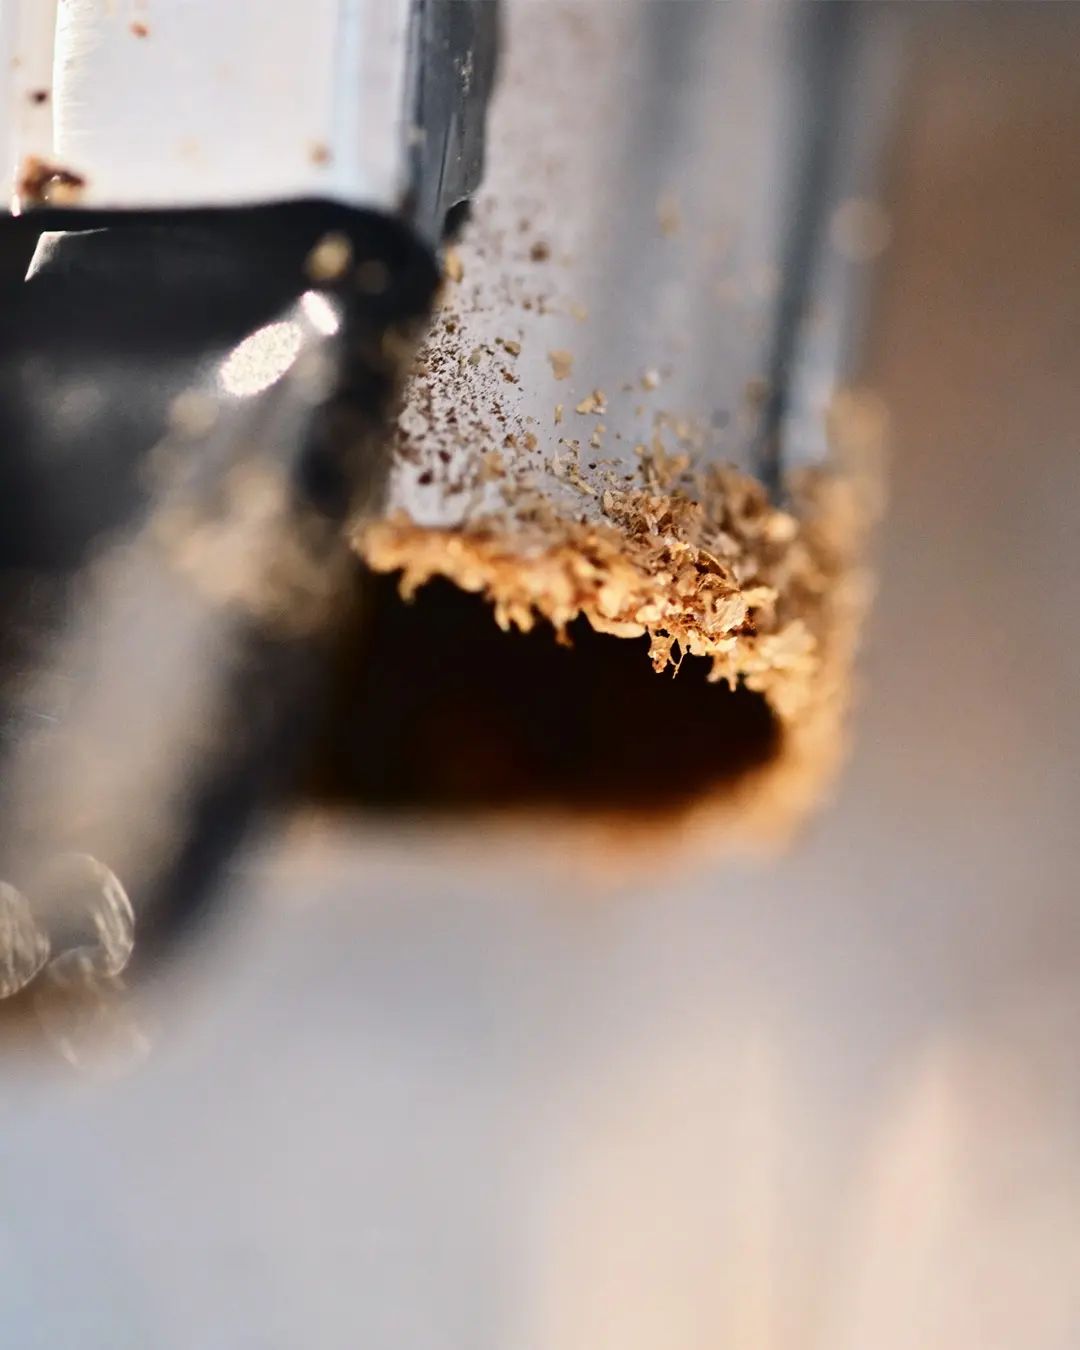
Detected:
left=355, top=430, right=877, bottom=849
left=548, top=349, right=574, bottom=380
left=443, top=246, right=465, bottom=284
left=575, top=390, right=607, bottom=415
left=305, top=233, right=353, bottom=284
left=348, top=176, right=881, bottom=849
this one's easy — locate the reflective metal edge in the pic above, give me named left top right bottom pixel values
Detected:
left=0, top=0, right=497, bottom=238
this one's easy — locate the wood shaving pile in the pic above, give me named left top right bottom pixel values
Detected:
left=356, top=379, right=879, bottom=849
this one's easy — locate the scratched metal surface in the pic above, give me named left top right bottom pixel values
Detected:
left=0, top=0, right=413, bottom=215
left=385, top=1, right=899, bottom=533
left=1, top=5, right=1079, bottom=1348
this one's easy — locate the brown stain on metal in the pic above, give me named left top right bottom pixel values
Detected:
left=17, top=157, right=87, bottom=207
left=130, top=22, right=150, bottom=39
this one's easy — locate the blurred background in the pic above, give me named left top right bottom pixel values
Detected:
left=1, top=2, right=1079, bottom=1347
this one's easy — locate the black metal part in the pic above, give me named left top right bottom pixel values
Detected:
left=411, top=0, right=501, bottom=237
left=756, top=2, right=857, bottom=494
left=0, top=205, right=439, bottom=963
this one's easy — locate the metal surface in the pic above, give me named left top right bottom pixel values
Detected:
left=385, top=0, right=899, bottom=535
left=0, top=0, right=497, bottom=240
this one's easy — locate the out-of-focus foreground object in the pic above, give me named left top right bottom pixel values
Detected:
left=0, top=1, right=498, bottom=999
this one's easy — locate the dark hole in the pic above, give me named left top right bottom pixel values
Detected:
left=441, top=199, right=473, bottom=242
left=307, top=571, right=782, bottom=819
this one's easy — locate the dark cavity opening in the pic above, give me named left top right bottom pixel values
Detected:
left=307, top=571, right=782, bottom=819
